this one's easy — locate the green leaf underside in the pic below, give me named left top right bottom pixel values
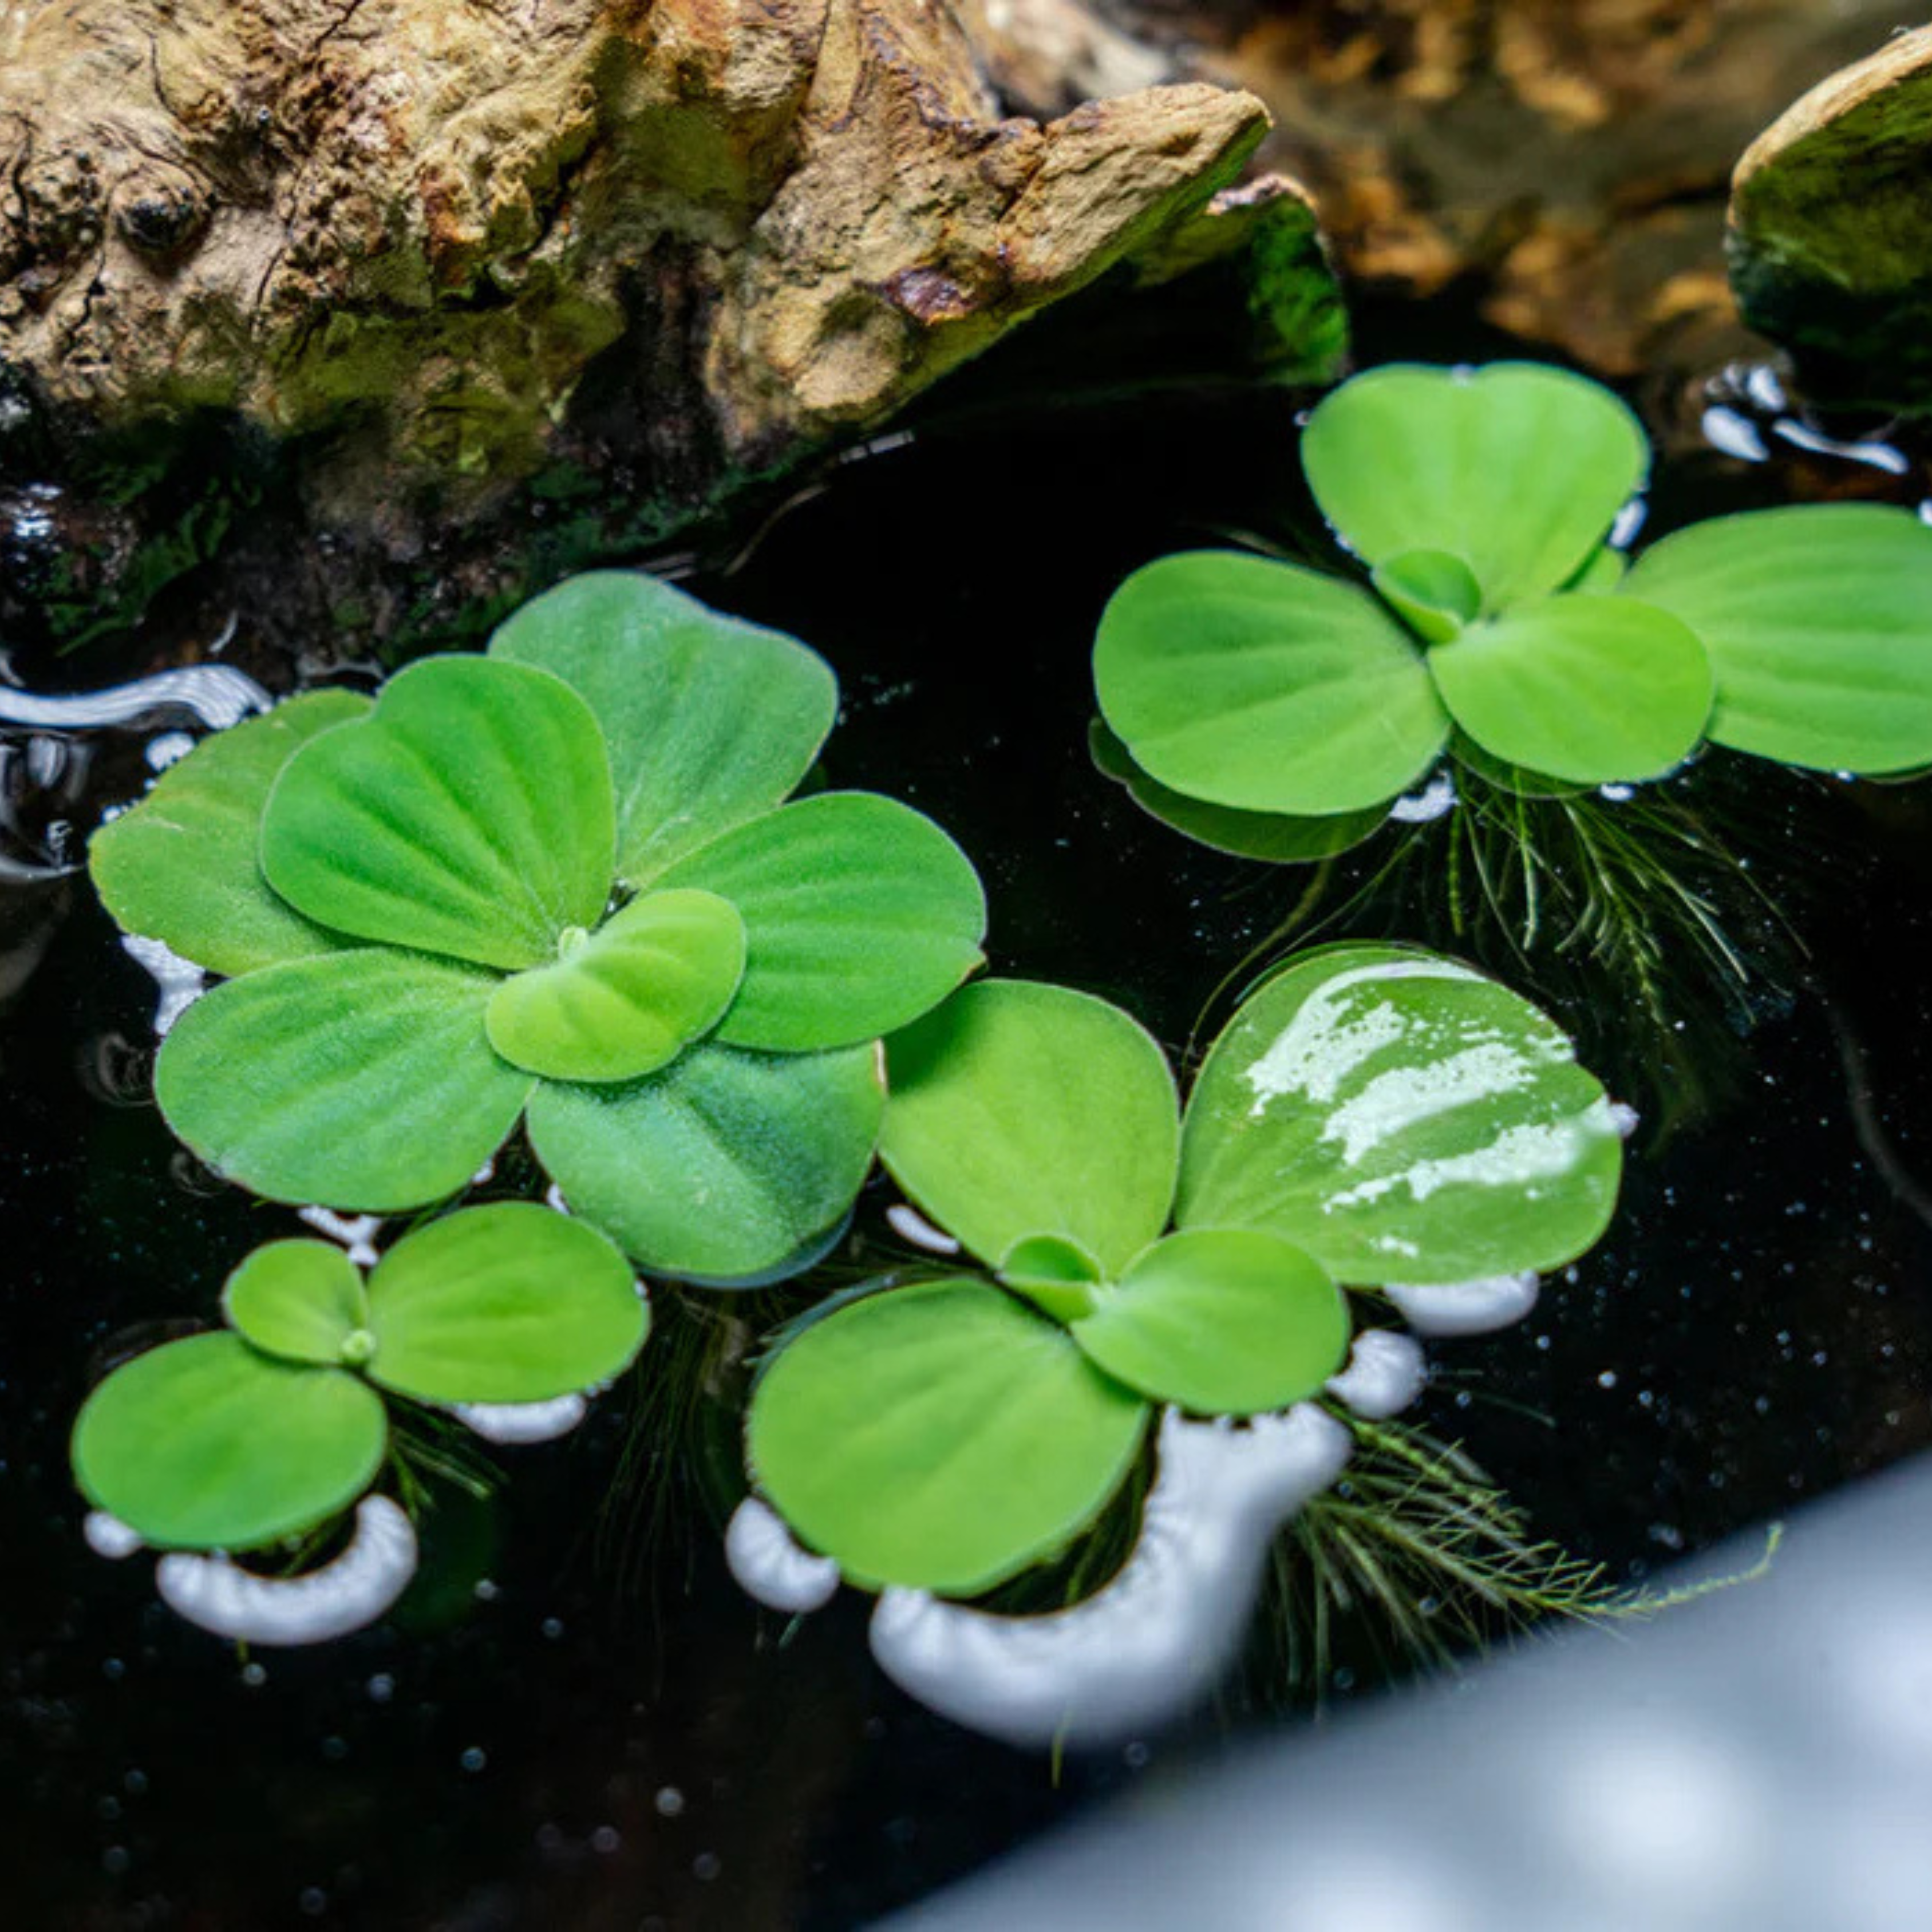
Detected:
left=1428, top=594, right=1713, bottom=784
left=261, top=657, right=615, bottom=973
left=656, top=792, right=987, bottom=1052
left=1448, top=732, right=1585, bottom=800
left=72, top=1333, right=386, bottom=1551
left=528, top=1038, right=884, bottom=1284
left=1089, top=719, right=1389, bottom=862
left=365, top=1203, right=647, bottom=1405
left=1373, top=548, right=1481, bottom=644
left=89, top=691, right=372, bottom=977
left=1178, top=945, right=1622, bottom=1286
left=1070, top=1228, right=1350, bottom=1415
left=998, top=1232, right=1105, bottom=1323
left=485, top=888, right=746, bottom=1083
left=1302, top=362, right=1648, bottom=611
left=748, top=1277, right=1149, bottom=1594
left=881, top=980, right=1180, bottom=1278
left=1621, top=504, right=1932, bottom=774
left=488, top=570, right=838, bottom=885
left=1094, top=551, right=1449, bottom=816
left=222, top=1240, right=370, bottom=1366
left=156, top=951, right=535, bottom=1211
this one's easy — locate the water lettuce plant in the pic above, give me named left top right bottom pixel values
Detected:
left=1093, top=361, right=1932, bottom=856
left=89, top=572, right=987, bottom=1283
left=72, top=1203, right=647, bottom=1552
left=746, top=944, right=1622, bottom=1596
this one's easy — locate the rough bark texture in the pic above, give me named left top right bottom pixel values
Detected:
left=0, top=0, right=1276, bottom=481
left=1728, top=27, right=1932, bottom=406
left=988, top=0, right=1923, bottom=397
left=0, top=0, right=1332, bottom=657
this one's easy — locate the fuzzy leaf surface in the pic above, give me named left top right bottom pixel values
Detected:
left=261, top=657, right=614, bottom=972
left=1095, top=551, right=1448, bottom=816
left=485, top=888, right=745, bottom=1082
left=222, top=1240, right=370, bottom=1366
left=1302, top=363, right=1647, bottom=611
left=365, top=1203, right=647, bottom=1405
left=1070, top=1227, right=1350, bottom=1415
left=528, top=1038, right=884, bottom=1285
left=89, top=691, right=370, bottom=975
left=488, top=571, right=837, bottom=884
left=72, top=1333, right=386, bottom=1551
left=156, top=950, right=534, bottom=1210
left=881, top=980, right=1179, bottom=1277
left=1621, top=504, right=1932, bottom=773
left=1428, top=594, right=1713, bottom=784
left=655, top=792, right=986, bottom=1052
left=748, top=1277, right=1148, bottom=1594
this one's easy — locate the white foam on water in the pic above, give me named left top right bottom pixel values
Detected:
left=1244, top=959, right=1484, bottom=1116
left=1326, top=1328, right=1428, bottom=1419
left=452, top=1393, right=588, bottom=1444
left=886, top=1202, right=962, bottom=1255
left=0, top=663, right=270, bottom=733
left=725, top=1497, right=842, bottom=1614
left=866, top=1405, right=1353, bottom=1751
left=1389, top=771, right=1456, bottom=823
left=1386, top=1271, right=1541, bottom=1337
left=84, top=1511, right=145, bottom=1559
left=155, top=1495, right=418, bottom=1646
left=295, top=1206, right=384, bottom=1271
left=119, top=933, right=207, bottom=1037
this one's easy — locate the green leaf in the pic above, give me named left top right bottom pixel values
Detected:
left=1448, top=730, right=1586, bottom=800
left=485, top=888, right=745, bottom=1083
left=364, top=1203, right=648, bottom=1405
left=1089, top=719, right=1390, bottom=862
left=1567, top=544, right=1629, bottom=593
left=1428, top=594, right=1713, bottom=784
left=222, top=1240, right=372, bottom=1366
left=747, top=1277, right=1148, bottom=1594
left=1620, top=504, right=1932, bottom=774
left=998, top=1232, right=1105, bottom=1323
left=1372, top=548, right=1481, bottom=643
left=1178, top=945, right=1622, bottom=1286
left=1070, top=1227, right=1350, bottom=1415
left=657, top=792, right=987, bottom=1052
left=528, top=1038, right=885, bottom=1284
left=1094, top=550, right=1449, bottom=816
left=89, top=691, right=371, bottom=976
left=72, top=1333, right=387, bottom=1551
left=156, top=950, right=535, bottom=1210
left=260, top=656, right=615, bottom=973
left=488, top=571, right=839, bottom=885
left=881, top=980, right=1180, bottom=1277
left=1302, top=362, right=1649, bottom=611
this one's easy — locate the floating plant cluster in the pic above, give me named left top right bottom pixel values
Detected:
left=747, top=951, right=1619, bottom=1597
left=1093, top=362, right=1932, bottom=859
left=74, top=1206, right=647, bottom=1635
left=92, top=572, right=987, bottom=1285
left=82, top=362, right=1876, bottom=1744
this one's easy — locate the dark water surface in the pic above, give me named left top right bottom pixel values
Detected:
left=6, top=310, right=1932, bottom=1929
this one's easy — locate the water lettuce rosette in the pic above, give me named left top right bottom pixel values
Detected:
left=91, top=572, right=987, bottom=1283
left=1095, top=361, right=1932, bottom=856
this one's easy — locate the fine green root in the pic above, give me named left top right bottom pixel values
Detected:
left=388, top=1402, right=499, bottom=1515
left=1252, top=1414, right=1623, bottom=1706
left=1249, top=1413, right=1781, bottom=1709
